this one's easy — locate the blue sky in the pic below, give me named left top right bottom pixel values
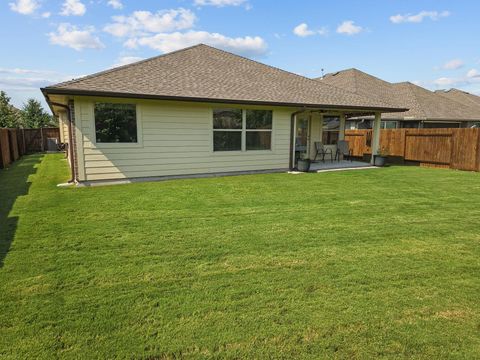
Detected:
left=2, top=0, right=480, bottom=110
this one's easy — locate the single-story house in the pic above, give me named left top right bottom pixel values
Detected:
left=435, top=88, right=480, bottom=126
left=317, top=68, right=480, bottom=130
left=42, top=44, right=405, bottom=184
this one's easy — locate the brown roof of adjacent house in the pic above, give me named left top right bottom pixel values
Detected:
left=42, top=44, right=404, bottom=112
left=435, top=89, right=480, bottom=112
left=318, top=68, right=480, bottom=121
left=318, top=68, right=398, bottom=108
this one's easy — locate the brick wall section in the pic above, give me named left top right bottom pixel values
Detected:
left=68, top=100, right=79, bottom=181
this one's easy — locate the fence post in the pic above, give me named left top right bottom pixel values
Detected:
left=22, top=128, right=26, bottom=155
left=449, top=129, right=455, bottom=169
left=476, top=129, right=480, bottom=172
left=40, top=127, right=44, bottom=152
left=0, top=130, right=3, bottom=168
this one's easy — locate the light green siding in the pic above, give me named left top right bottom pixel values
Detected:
left=58, top=112, right=69, bottom=144
left=73, top=97, right=293, bottom=181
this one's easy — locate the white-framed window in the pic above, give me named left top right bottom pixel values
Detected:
left=94, top=103, right=138, bottom=143
left=213, top=108, right=243, bottom=151
left=246, top=110, right=272, bottom=150
left=213, top=108, right=272, bottom=152
left=381, top=120, right=398, bottom=129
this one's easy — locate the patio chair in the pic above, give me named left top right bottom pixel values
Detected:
left=335, top=140, right=353, bottom=161
left=313, top=141, right=333, bottom=162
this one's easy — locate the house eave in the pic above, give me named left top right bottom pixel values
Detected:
left=41, top=88, right=408, bottom=114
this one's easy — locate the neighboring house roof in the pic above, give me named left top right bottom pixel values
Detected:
left=317, top=68, right=398, bottom=108
left=383, top=82, right=480, bottom=120
left=318, top=68, right=480, bottom=121
left=435, top=89, right=480, bottom=114
left=42, top=44, right=403, bottom=112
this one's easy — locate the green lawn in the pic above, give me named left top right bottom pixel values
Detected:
left=1, top=154, right=479, bottom=359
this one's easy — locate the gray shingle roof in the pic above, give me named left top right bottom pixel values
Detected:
left=318, top=68, right=480, bottom=121
left=43, top=44, right=403, bottom=112
left=435, top=89, right=480, bottom=112
left=318, top=69, right=398, bottom=108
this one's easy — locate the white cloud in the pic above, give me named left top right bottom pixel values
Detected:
left=41, top=11, right=51, bottom=18
left=467, top=69, right=480, bottom=78
left=0, top=68, right=81, bottom=90
left=0, top=77, right=55, bottom=89
left=128, top=31, right=267, bottom=57
left=293, top=23, right=314, bottom=37
left=0, top=68, right=85, bottom=109
left=336, top=20, right=363, bottom=35
left=107, top=0, right=123, bottom=10
left=441, top=59, right=464, bottom=70
left=434, top=77, right=462, bottom=87
left=48, top=23, right=104, bottom=51
left=104, top=8, right=196, bottom=38
left=112, top=56, right=144, bottom=68
left=293, top=23, right=328, bottom=37
left=60, top=0, right=86, bottom=16
left=317, top=27, right=329, bottom=36
left=9, top=0, right=39, bottom=15
left=0, top=68, right=57, bottom=76
left=193, top=0, right=247, bottom=7
left=433, top=69, right=480, bottom=88
left=390, top=10, right=450, bottom=24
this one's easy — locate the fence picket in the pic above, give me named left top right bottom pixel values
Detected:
left=345, top=128, right=480, bottom=172
left=0, top=127, right=61, bottom=169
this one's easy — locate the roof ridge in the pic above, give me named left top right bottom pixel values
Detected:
left=319, top=67, right=395, bottom=87
left=316, top=68, right=355, bottom=80
left=198, top=46, right=397, bottom=108
left=394, top=82, right=428, bottom=118
left=46, top=44, right=206, bottom=88
left=409, top=82, right=480, bottom=119
left=49, top=43, right=394, bottom=109
left=352, top=69, right=359, bottom=93
left=436, top=88, right=480, bottom=116
left=203, top=44, right=337, bottom=86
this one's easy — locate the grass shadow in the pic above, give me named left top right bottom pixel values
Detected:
left=0, top=154, right=43, bottom=268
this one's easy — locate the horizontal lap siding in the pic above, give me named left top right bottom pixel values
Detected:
left=59, top=112, right=69, bottom=143
left=75, top=98, right=291, bottom=181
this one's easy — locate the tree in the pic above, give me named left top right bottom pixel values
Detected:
left=21, top=99, right=56, bottom=128
left=0, top=91, right=19, bottom=128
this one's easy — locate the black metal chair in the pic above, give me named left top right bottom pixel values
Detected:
left=335, top=140, right=353, bottom=161
left=314, top=141, right=333, bottom=162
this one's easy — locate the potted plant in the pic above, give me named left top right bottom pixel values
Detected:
left=297, top=155, right=311, bottom=172
left=374, top=147, right=389, bottom=167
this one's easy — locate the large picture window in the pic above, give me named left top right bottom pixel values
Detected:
left=213, top=109, right=273, bottom=152
left=322, top=116, right=340, bottom=145
left=95, top=103, right=137, bottom=143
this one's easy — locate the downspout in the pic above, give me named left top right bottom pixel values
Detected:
left=289, top=108, right=307, bottom=170
left=50, top=101, right=76, bottom=183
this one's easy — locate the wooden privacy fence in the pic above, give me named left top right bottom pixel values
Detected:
left=0, top=127, right=60, bottom=168
left=345, top=128, right=480, bottom=172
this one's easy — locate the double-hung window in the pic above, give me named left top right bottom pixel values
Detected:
left=213, top=109, right=243, bottom=151
left=94, top=103, right=137, bottom=143
left=246, top=110, right=272, bottom=150
left=213, top=108, right=273, bottom=152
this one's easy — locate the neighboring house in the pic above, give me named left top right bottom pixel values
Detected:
left=317, top=68, right=480, bottom=129
left=41, top=44, right=404, bottom=184
left=435, top=89, right=480, bottom=127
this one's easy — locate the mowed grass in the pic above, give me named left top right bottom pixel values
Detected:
left=1, top=154, right=480, bottom=359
